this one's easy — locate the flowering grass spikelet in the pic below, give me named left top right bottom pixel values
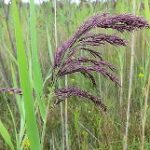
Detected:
left=52, top=13, right=149, bottom=111
left=55, top=87, right=107, bottom=112
left=54, top=13, right=149, bottom=67
left=0, top=13, right=149, bottom=112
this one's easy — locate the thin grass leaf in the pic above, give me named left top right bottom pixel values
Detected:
left=0, top=120, right=15, bottom=150
left=10, top=64, right=26, bottom=149
left=46, top=26, right=54, bottom=65
left=30, top=0, right=46, bottom=119
left=11, top=1, right=41, bottom=150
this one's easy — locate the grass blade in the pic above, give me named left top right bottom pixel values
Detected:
left=30, top=0, right=46, bottom=119
left=0, top=120, right=15, bottom=150
left=11, top=1, right=41, bottom=150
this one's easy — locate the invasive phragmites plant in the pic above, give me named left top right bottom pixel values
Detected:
left=0, top=13, right=149, bottom=112
left=52, top=13, right=149, bottom=111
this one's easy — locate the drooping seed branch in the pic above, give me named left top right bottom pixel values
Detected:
left=0, top=13, right=149, bottom=112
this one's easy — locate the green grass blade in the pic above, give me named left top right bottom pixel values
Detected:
left=11, top=64, right=24, bottom=118
left=144, top=0, right=150, bottom=19
left=6, top=102, right=19, bottom=150
left=11, top=1, right=41, bottom=150
left=11, top=63, right=26, bottom=148
left=30, top=0, right=46, bottom=119
left=0, top=120, right=15, bottom=150
left=46, top=26, right=53, bottom=64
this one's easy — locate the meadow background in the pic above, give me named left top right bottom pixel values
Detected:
left=0, top=0, right=150, bottom=150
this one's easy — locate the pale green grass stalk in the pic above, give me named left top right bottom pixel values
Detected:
left=64, top=1, right=70, bottom=149
left=60, top=102, right=65, bottom=150
left=0, top=120, right=15, bottom=150
left=65, top=75, right=69, bottom=150
left=0, top=94, right=18, bottom=150
left=6, top=102, right=19, bottom=150
left=11, top=64, right=24, bottom=118
left=43, top=27, right=53, bottom=87
left=11, top=64, right=25, bottom=149
left=141, top=1, right=150, bottom=149
left=41, top=24, right=54, bottom=149
left=30, top=0, right=46, bottom=120
left=123, top=28, right=135, bottom=149
left=54, top=0, right=58, bottom=49
left=3, top=4, right=16, bottom=54
left=53, top=0, right=65, bottom=149
left=123, top=1, right=136, bottom=149
left=115, top=0, right=126, bottom=113
left=41, top=88, right=54, bottom=149
left=141, top=74, right=150, bottom=150
left=3, top=43, right=18, bottom=65
left=46, top=26, right=54, bottom=65
left=74, top=109, right=81, bottom=149
left=0, top=51, right=9, bottom=86
left=144, top=0, right=150, bottom=20
left=52, top=132, right=56, bottom=149
left=117, top=47, right=125, bottom=115
left=41, top=99, right=51, bottom=149
left=11, top=1, right=41, bottom=150
left=79, top=121, right=100, bottom=142
left=143, top=0, right=150, bottom=85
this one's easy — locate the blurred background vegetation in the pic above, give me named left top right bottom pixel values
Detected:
left=0, top=0, right=150, bottom=149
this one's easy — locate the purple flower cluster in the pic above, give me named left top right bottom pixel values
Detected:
left=55, top=87, right=107, bottom=112
left=79, top=33, right=127, bottom=46
left=0, top=88, right=22, bottom=95
left=54, top=13, right=149, bottom=67
left=52, top=13, right=149, bottom=111
left=0, top=13, right=149, bottom=112
left=58, top=58, right=120, bottom=86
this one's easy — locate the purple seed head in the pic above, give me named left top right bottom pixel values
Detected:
left=54, top=13, right=149, bottom=67
left=3, top=13, right=148, bottom=112
left=0, top=88, right=22, bottom=95
left=79, top=34, right=127, bottom=46
left=55, top=87, right=107, bottom=111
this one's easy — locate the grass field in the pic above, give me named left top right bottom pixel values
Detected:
left=0, top=0, right=150, bottom=150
